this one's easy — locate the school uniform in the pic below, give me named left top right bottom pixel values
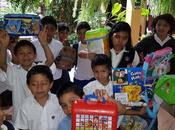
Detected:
left=110, top=48, right=140, bottom=68
left=134, top=34, right=175, bottom=73
left=83, top=80, right=113, bottom=96
left=15, top=93, right=65, bottom=130
left=0, top=63, right=34, bottom=121
left=73, top=42, right=95, bottom=88
left=32, top=38, right=63, bottom=63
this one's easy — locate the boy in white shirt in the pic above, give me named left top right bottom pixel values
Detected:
left=0, top=28, right=54, bottom=120
left=32, top=16, right=63, bottom=63
left=83, top=54, right=113, bottom=96
left=83, top=54, right=147, bottom=129
left=15, top=65, right=65, bottom=130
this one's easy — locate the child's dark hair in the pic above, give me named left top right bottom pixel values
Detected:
left=152, top=13, right=175, bottom=34
left=57, top=82, right=84, bottom=100
left=14, top=40, right=36, bottom=55
left=26, top=65, right=53, bottom=85
left=0, top=90, right=12, bottom=108
left=58, top=22, right=70, bottom=32
left=41, top=16, right=57, bottom=29
left=76, top=21, right=91, bottom=32
left=91, top=54, right=111, bottom=71
left=109, top=21, right=132, bottom=51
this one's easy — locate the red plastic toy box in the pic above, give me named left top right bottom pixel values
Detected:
left=72, top=99, right=118, bottom=130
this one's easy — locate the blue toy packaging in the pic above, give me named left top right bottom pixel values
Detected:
left=4, top=14, right=40, bottom=36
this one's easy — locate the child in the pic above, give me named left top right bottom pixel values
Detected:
left=134, top=13, right=175, bottom=129
left=32, top=16, right=63, bottom=63
left=109, top=21, right=140, bottom=68
left=15, top=65, right=65, bottom=130
left=134, top=13, right=175, bottom=74
left=57, top=82, right=84, bottom=130
left=0, top=28, right=54, bottom=120
left=73, top=21, right=95, bottom=89
left=83, top=54, right=113, bottom=96
left=57, top=81, right=128, bottom=130
left=57, top=22, right=70, bottom=46
left=83, top=54, right=147, bottom=129
left=0, top=90, right=16, bottom=130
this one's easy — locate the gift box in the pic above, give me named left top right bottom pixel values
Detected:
left=72, top=99, right=118, bottom=130
left=85, top=28, right=110, bottom=55
left=4, top=14, right=40, bottom=36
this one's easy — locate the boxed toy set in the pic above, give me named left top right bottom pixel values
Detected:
left=3, top=14, right=40, bottom=36
left=72, top=96, right=118, bottom=130
left=112, top=67, right=145, bottom=106
left=85, top=28, right=110, bottom=55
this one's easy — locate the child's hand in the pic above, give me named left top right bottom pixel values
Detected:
left=94, top=89, right=109, bottom=101
left=87, top=52, right=96, bottom=60
left=3, top=106, right=13, bottom=116
left=78, top=50, right=88, bottom=58
left=0, top=29, right=10, bottom=48
left=38, top=26, right=48, bottom=46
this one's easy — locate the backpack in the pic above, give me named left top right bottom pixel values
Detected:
left=154, top=75, right=175, bottom=104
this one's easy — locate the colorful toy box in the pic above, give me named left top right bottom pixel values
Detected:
left=85, top=28, right=110, bottom=55
left=112, top=67, right=145, bottom=106
left=4, top=14, right=40, bottom=36
left=72, top=99, right=118, bottom=130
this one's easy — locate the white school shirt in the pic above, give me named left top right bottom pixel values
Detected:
left=83, top=80, right=113, bottom=96
left=32, top=38, right=63, bottom=62
left=15, top=93, right=65, bottom=130
left=4, top=63, right=34, bottom=121
left=74, top=42, right=94, bottom=80
left=32, top=38, right=63, bottom=80
left=154, top=34, right=171, bottom=46
left=110, top=48, right=140, bottom=68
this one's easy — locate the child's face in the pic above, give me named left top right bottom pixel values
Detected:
left=112, top=31, right=129, bottom=50
left=92, top=65, right=110, bottom=85
left=28, top=74, right=53, bottom=101
left=155, top=19, right=170, bottom=37
left=58, top=30, right=69, bottom=42
left=77, top=28, right=88, bottom=44
left=44, top=24, right=56, bottom=43
left=15, top=46, right=36, bottom=69
left=59, top=92, right=80, bottom=116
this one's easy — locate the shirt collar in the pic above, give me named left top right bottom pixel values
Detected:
left=154, top=34, right=171, bottom=46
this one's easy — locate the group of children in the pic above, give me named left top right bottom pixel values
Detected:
left=0, top=13, right=174, bottom=130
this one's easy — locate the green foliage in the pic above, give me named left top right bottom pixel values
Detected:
left=112, top=3, right=122, bottom=16
left=7, top=0, right=41, bottom=13
left=141, top=8, right=149, bottom=16
left=76, top=1, right=126, bottom=29
left=149, top=0, right=175, bottom=16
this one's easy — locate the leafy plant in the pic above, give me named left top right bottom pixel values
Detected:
left=148, top=0, right=175, bottom=16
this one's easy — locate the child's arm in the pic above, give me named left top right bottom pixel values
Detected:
left=0, top=30, right=10, bottom=72
left=38, top=26, right=54, bottom=66
left=94, top=89, right=146, bottom=115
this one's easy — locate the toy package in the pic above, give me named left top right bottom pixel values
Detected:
left=112, top=67, right=145, bottom=106
left=85, top=28, right=110, bottom=55
left=4, top=14, right=40, bottom=36
left=72, top=97, right=118, bottom=130
left=143, top=47, right=172, bottom=86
